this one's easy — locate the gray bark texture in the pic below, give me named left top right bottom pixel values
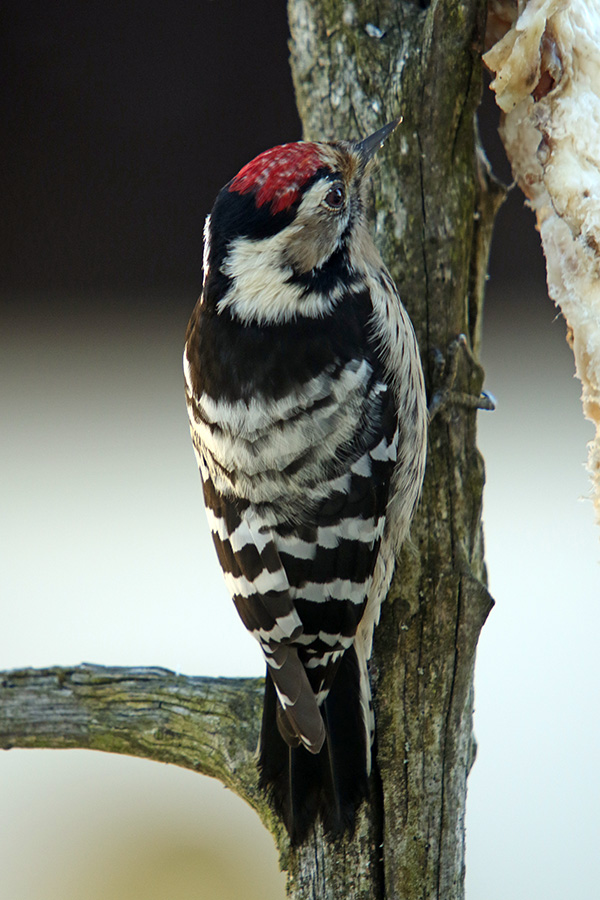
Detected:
left=284, top=2, right=500, bottom=897
left=1, top=2, right=503, bottom=898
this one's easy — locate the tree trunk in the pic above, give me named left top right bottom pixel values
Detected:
left=284, top=0, right=501, bottom=896
left=0, top=2, right=503, bottom=898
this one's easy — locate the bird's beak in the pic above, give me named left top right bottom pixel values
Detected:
left=353, top=118, right=402, bottom=162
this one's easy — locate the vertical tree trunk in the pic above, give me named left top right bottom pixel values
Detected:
left=284, top=2, right=501, bottom=897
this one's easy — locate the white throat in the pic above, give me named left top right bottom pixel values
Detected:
left=216, top=230, right=342, bottom=325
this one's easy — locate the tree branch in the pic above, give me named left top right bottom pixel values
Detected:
left=0, top=664, right=274, bottom=826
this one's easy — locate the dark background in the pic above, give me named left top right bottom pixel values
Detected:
left=1, top=0, right=546, bottom=305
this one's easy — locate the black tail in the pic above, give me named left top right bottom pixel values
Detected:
left=258, top=645, right=370, bottom=845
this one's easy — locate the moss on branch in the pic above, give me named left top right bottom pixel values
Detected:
left=0, top=664, right=274, bottom=822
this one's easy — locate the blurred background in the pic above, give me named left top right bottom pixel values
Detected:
left=1, top=3, right=598, bottom=899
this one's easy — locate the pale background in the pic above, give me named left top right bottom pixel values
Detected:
left=2, top=4, right=599, bottom=899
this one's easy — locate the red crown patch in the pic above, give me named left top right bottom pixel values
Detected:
left=228, top=143, right=324, bottom=215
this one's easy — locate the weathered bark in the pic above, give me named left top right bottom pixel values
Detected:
left=0, top=665, right=281, bottom=835
left=284, top=1, right=500, bottom=897
left=1, top=2, right=503, bottom=898
left=0, top=666, right=258, bottom=794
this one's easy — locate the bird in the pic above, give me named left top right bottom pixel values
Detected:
left=183, top=119, right=427, bottom=844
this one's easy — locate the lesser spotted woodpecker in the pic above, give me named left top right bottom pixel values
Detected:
left=184, top=120, right=427, bottom=844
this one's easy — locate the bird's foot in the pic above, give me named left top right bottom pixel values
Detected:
left=428, top=334, right=496, bottom=421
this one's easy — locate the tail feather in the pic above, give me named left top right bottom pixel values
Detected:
left=319, top=646, right=370, bottom=835
left=268, top=645, right=326, bottom=753
left=258, top=646, right=370, bottom=844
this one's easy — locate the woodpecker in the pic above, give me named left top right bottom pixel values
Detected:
left=184, top=120, right=427, bottom=844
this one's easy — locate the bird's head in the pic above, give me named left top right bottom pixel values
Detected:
left=202, top=120, right=401, bottom=325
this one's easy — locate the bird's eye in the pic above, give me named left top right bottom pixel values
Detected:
left=323, top=184, right=345, bottom=210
